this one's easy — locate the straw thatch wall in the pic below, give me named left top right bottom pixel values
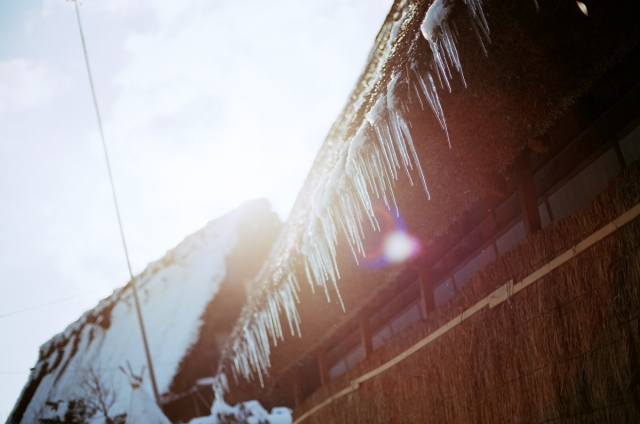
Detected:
left=295, top=161, right=640, bottom=423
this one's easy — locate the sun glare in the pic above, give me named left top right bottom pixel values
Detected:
left=383, top=231, right=421, bottom=263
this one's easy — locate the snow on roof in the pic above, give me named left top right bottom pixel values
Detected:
left=128, top=384, right=172, bottom=424
left=11, top=200, right=273, bottom=423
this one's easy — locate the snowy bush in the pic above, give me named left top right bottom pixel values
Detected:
left=189, top=399, right=291, bottom=424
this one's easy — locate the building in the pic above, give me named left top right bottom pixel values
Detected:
left=213, top=1, right=640, bottom=423
left=10, top=1, right=640, bottom=422
left=8, top=200, right=281, bottom=424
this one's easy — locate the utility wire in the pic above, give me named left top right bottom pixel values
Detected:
left=73, top=0, right=160, bottom=403
left=0, top=363, right=179, bottom=375
left=0, top=290, right=109, bottom=319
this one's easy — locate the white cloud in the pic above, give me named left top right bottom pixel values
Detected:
left=101, top=0, right=392, bottom=219
left=0, top=59, right=59, bottom=114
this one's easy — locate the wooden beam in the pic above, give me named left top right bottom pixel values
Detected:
left=192, top=394, right=201, bottom=416
left=359, top=313, right=373, bottom=358
left=418, top=266, right=436, bottom=317
left=543, top=195, right=555, bottom=223
left=516, top=151, right=542, bottom=236
left=613, top=140, right=627, bottom=169
left=317, top=348, right=329, bottom=387
left=194, top=388, right=210, bottom=410
left=292, top=371, right=303, bottom=407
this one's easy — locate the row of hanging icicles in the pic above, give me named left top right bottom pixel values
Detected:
left=212, top=0, right=591, bottom=396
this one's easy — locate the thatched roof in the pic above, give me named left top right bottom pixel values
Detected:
left=215, top=0, right=640, bottom=403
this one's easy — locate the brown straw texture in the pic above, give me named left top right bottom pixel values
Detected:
left=294, top=161, right=640, bottom=423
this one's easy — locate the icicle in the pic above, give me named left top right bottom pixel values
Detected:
left=576, top=1, right=588, bottom=16
left=463, top=0, right=490, bottom=43
left=411, top=65, right=450, bottom=146
left=283, top=83, right=431, bottom=319
left=420, top=0, right=463, bottom=90
left=387, top=79, right=432, bottom=199
left=280, top=283, right=301, bottom=337
left=420, top=0, right=490, bottom=90
left=216, top=0, right=497, bottom=386
left=400, top=2, right=481, bottom=152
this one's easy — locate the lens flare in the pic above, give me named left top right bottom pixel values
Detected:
left=362, top=205, right=422, bottom=268
left=383, top=231, right=421, bottom=263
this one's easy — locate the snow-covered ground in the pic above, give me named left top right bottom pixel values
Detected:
left=190, top=399, right=291, bottom=424
left=9, top=199, right=277, bottom=424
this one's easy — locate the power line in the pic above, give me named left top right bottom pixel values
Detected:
left=73, top=0, right=160, bottom=404
left=0, top=363, right=180, bottom=375
left=0, top=290, right=109, bottom=319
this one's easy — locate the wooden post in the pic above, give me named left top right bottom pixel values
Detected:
left=292, top=371, right=303, bottom=407
left=418, top=267, right=436, bottom=318
left=359, top=314, right=373, bottom=358
left=195, top=389, right=211, bottom=409
left=516, top=151, right=542, bottom=236
left=613, top=140, right=627, bottom=169
left=544, top=195, right=555, bottom=223
left=192, top=393, right=201, bottom=416
left=317, top=348, right=329, bottom=387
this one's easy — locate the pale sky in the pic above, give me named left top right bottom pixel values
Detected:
left=0, top=0, right=393, bottom=418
